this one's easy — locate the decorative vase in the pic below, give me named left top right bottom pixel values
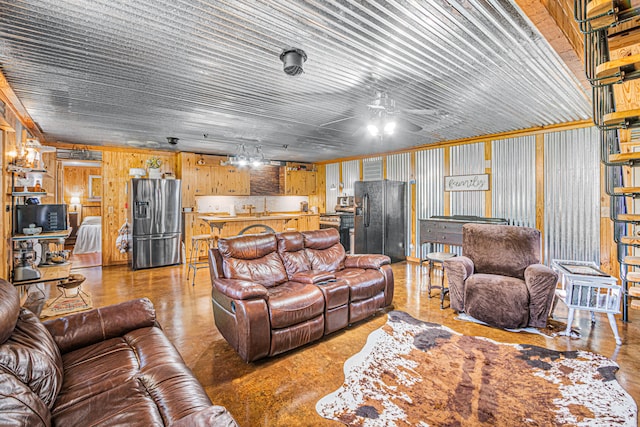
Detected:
left=148, top=168, right=162, bottom=179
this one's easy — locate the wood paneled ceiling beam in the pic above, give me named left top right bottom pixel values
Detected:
left=515, top=0, right=591, bottom=94
left=0, top=69, right=45, bottom=141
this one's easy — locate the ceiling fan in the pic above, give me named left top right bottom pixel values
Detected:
left=319, top=91, right=426, bottom=136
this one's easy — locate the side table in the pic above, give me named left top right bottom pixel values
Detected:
left=425, top=252, right=457, bottom=309
left=551, top=259, right=622, bottom=346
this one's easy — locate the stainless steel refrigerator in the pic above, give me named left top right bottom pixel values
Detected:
left=354, top=180, right=406, bottom=263
left=128, top=179, right=182, bottom=270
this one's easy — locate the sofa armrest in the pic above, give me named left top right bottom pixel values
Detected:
left=344, top=254, right=391, bottom=269
left=171, top=405, right=239, bottom=427
left=443, top=256, right=474, bottom=312
left=213, top=278, right=269, bottom=301
left=43, top=298, right=156, bottom=354
left=291, top=270, right=335, bottom=284
left=524, top=264, right=559, bottom=328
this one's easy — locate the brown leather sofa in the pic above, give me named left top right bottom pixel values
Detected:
left=209, top=228, right=394, bottom=362
left=0, top=278, right=237, bottom=427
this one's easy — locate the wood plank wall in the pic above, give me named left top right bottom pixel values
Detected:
left=101, top=151, right=177, bottom=266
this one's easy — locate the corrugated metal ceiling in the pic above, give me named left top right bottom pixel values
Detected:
left=0, top=0, right=591, bottom=162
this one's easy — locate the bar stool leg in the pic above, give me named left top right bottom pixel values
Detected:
left=427, top=260, right=434, bottom=297
left=439, top=264, right=449, bottom=309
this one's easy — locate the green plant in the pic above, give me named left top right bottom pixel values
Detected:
left=146, top=156, right=162, bottom=169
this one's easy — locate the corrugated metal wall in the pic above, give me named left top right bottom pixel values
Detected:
left=416, top=148, right=445, bottom=258
left=491, top=136, right=536, bottom=226
left=450, top=143, right=486, bottom=216
left=362, top=157, right=383, bottom=181
left=386, top=152, right=412, bottom=256
left=342, top=160, right=360, bottom=196
left=544, top=127, right=600, bottom=264
left=386, top=153, right=411, bottom=182
left=325, top=163, right=340, bottom=213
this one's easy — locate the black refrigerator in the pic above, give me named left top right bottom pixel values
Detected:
left=354, top=180, right=406, bottom=263
left=128, top=178, right=182, bottom=270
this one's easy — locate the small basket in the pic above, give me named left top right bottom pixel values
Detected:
left=58, top=274, right=86, bottom=289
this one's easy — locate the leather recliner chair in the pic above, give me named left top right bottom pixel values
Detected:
left=443, top=223, right=558, bottom=329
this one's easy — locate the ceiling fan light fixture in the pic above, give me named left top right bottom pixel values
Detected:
left=279, top=48, right=307, bottom=76
left=367, top=124, right=379, bottom=136
left=384, top=120, right=396, bottom=135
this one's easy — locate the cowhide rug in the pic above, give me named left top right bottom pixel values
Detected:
left=317, top=311, right=636, bottom=426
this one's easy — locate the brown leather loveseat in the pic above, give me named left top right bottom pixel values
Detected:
left=208, top=228, right=394, bottom=362
left=0, top=278, right=237, bottom=427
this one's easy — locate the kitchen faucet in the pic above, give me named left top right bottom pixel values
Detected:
left=243, top=204, right=256, bottom=216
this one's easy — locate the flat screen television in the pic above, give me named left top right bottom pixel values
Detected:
left=15, top=204, right=68, bottom=233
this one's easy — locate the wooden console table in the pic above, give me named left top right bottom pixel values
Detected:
left=418, top=215, right=508, bottom=255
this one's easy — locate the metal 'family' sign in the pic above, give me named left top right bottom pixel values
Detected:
left=444, top=174, right=489, bottom=191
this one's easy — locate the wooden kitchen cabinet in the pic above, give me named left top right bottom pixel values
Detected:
left=211, top=165, right=250, bottom=195
left=298, top=214, right=320, bottom=231
left=193, top=165, right=212, bottom=195
left=285, top=170, right=317, bottom=195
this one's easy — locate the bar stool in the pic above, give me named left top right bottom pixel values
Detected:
left=425, top=251, right=457, bottom=309
left=187, top=234, right=216, bottom=286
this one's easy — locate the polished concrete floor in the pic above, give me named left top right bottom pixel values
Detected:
left=29, top=261, right=640, bottom=426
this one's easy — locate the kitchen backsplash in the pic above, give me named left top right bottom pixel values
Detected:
left=195, top=195, right=310, bottom=214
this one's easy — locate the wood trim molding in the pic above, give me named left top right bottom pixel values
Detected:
left=0, top=70, right=44, bottom=141
left=514, top=0, right=590, bottom=94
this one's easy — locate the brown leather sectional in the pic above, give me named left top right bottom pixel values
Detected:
left=208, top=228, right=394, bottom=362
left=0, top=278, right=237, bottom=427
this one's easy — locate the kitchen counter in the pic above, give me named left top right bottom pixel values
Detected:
left=183, top=212, right=319, bottom=256
left=198, top=213, right=299, bottom=223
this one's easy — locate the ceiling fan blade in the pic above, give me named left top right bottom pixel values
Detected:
left=320, top=115, right=359, bottom=128
left=396, top=117, right=423, bottom=132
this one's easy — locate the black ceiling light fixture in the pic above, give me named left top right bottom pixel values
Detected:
left=167, top=137, right=179, bottom=145
left=279, top=48, right=307, bottom=76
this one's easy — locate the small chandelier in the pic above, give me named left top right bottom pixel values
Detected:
left=227, top=144, right=268, bottom=168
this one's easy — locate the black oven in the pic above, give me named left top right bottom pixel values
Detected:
left=319, top=213, right=353, bottom=252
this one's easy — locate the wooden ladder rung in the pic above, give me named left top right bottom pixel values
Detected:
left=618, top=213, right=640, bottom=221
left=608, top=151, right=640, bottom=163
left=624, top=255, right=640, bottom=265
left=629, top=285, right=640, bottom=295
left=621, top=235, right=640, bottom=244
left=619, top=142, right=640, bottom=151
left=631, top=299, right=640, bottom=309
left=614, top=186, right=640, bottom=194
left=596, top=54, right=640, bottom=84
left=587, top=0, right=618, bottom=30
left=603, top=109, right=640, bottom=127
left=626, top=271, right=640, bottom=282
left=587, top=0, right=640, bottom=31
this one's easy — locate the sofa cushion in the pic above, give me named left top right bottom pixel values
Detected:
left=266, top=282, right=325, bottom=329
left=302, top=228, right=341, bottom=249
left=303, top=228, right=346, bottom=271
left=0, top=370, right=52, bottom=426
left=219, top=234, right=288, bottom=286
left=335, top=269, right=386, bottom=302
left=276, top=232, right=312, bottom=277
left=52, top=327, right=213, bottom=426
left=464, top=274, right=530, bottom=329
left=0, top=278, right=20, bottom=345
left=0, top=308, right=63, bottom=409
